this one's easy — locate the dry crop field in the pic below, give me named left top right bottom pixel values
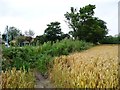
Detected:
left=50, top=44, right=119, bottom=88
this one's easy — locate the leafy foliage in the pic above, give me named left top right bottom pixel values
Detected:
left=24, top=29, right=35, bottom=37
left=2, top=39, right=94, bottom=74
left=3, top=26, right=22, bottom=43
left=33, top=35, right=47, bottom=45
left=44, top=21, right=63, bottom=42
left=64, top=4, right=108, bottom=43
left=2, top=46, right=37, bottom=70
left=100, top=35, right=120, bottom=44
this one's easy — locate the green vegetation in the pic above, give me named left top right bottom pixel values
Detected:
left=2, top=26, right=22, bottom=43
left=100, top=35, right=120, bottom=44
left=64, top=4, right=108, bottom=43
left=1, top=4, right=118, bottom=88
left=2, top=5, right=109, bottom=47
left=2, top=39, right=93, bottom=74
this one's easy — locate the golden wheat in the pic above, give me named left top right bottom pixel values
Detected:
left=0, top=67, right=35, bottom=88
left=49, top=45, right=119, bottom=88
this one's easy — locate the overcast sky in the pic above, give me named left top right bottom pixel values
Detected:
left=0, top=0, right=119, bottom=36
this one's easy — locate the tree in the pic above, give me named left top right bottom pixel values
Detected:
left=44, top=21, right=63, bottom=42
left=100, top=35, right=119, bottom=44
left=8, top=26, right=21, bottom=41
left=61, top=33, right=70, bottom=40
left=2, top=34, right=6, bottom=41
left=34, top=35, right=47, bottom=45
left=64, top=4, right=108, bottom=43
left=2, top=26, right=21, bottom=43
left=24, top=29, right=35, bottom=45
left=16, top=35, right=26, bottom=46
left=24, top=29, right=35, bottom=37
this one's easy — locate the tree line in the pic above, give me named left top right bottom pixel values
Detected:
left=1, top=4, right=120, bottom=46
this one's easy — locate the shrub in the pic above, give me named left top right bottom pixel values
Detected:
left=49, top=39, right=94, bottom=56
left=100, top=36, right=120, bottom=44
left=36, top=54, right=53, bottom=75
left=1, top=67, right=35, bottom=88
left=2, top=46, right=37, bottom=70
left=2, top=39, right=94, bottom=74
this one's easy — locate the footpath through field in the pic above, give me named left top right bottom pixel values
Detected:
left=35, top=44, right=119, bottom=88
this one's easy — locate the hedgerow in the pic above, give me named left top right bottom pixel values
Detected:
left=2, top=39, right=94, bottom=74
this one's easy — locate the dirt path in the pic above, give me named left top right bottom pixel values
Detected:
left=34, top=45, right=119, bottom=88
left=34, top=71, right=54, bottom=88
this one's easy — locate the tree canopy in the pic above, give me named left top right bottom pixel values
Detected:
left=2, top=26, right=21, bottom=43
left=44, top=21, right=63, bottom=42
left=24, top=29, right=35, bottom=37
left=64, top=4, right=108, bottom=43
left=2, top=4, right=114, bottom=46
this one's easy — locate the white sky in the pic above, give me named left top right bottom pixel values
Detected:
left=0, top=0, right=119, bottom=37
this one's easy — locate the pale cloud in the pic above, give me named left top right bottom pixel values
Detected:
left=0, top=0, right=119, bottom=36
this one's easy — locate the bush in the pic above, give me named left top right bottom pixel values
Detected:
left=36, top=54, right=53, bottom=75
left=2, top=46, right=37, bottom=70
left=100, top=36, right=120, bottom=44
left=2, top=39, right=94, bottom=74
left=47, top=39, right=94, bottom=56
left=1, top=67, right=35, bottom=88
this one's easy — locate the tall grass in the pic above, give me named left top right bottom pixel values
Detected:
left=1, top=67, right=35, bottom=88
left=49, top=45, right=119, bottom=88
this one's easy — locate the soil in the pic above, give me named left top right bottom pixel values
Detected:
left=34, top=71, right=54, bottom=88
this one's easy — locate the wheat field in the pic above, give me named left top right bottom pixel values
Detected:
left=49, top=44, right=120, bottom=88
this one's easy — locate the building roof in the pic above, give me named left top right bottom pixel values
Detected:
left=23, top=41, right=29, bottom=43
